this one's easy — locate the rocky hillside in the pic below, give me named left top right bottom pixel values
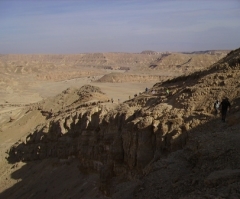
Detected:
left=96, top=72, right=171, bottom=83
left=0, top=52, right=227, bottom=79
left=0, top=52, right=228, bottom=102
left=2, top=48, right=240, bottom=198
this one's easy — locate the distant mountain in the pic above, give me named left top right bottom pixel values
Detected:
left=181, top=50, right=230, bottom=55
left=4, top=47, right=240, bottom=199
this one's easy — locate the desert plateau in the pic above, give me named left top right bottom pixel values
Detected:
left=1, top=48, right=240, bottom=199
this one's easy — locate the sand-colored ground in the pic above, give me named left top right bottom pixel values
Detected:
left=0, top=75, right=154, bottom=103
left=0, top=50, right=235, bottom=198
left=0, top=75, right=156, bottom=198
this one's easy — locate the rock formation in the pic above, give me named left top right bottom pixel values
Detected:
left=5, top=48, right=240, bottom=198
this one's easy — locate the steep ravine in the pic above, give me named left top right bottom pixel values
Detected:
left=7, top=102, right=191, bottom=195
left=5, top=48, right=240, bottom=198
left=6, top=83, right=219, bottom=196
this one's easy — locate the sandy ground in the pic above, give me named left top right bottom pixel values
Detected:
left=0, top=51, right=232, bottom=198
left=0, top=76, right=156, bottom=198
left=1, top=76, right=155, bottom=103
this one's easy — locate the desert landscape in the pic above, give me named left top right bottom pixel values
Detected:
left=1, top=48, right=240, bottom=198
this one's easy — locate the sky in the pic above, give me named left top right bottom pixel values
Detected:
left=0, top=0, right=240, bottom=54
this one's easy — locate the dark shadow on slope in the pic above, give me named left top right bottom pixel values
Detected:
left=2, top=110, right=239, bottom=199
left=2, top=91, right=240, bottom=199
left=0, top=158, right=108, bottom=199
left=135, top=113, right=240, bottom=199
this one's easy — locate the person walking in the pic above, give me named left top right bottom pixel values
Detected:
left=214, top=99, right=220, bottom=115
left=166, top=88, right=169, bottom=96
left=220, top=97, right=231, bottom=122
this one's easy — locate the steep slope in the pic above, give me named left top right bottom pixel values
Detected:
left=133, top=47, right=240, bottom=198
left=2, top=48, right=240, bottom=198
left=147, top=52, right=224, bottom=72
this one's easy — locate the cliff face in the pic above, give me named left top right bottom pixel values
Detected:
left=8, top=92, right=189, bottom=169
left=6, top=48, right=240, bottom=198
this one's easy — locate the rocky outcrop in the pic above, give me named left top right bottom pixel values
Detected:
left=8, top=103, right=188, bottom=166
left=6, top=48, right=240, bottom=197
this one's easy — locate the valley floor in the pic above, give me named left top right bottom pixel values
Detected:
left=0, top=76, right=155, bottom=198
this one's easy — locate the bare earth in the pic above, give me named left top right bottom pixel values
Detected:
left=0, top=76, right=155, bottom=197
left=2, top=50, right=240, bottom=199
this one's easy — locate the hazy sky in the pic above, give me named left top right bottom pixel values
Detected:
left=0, top=0, right=240, bottom=54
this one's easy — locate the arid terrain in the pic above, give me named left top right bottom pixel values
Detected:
left=2, top=49, right=240, bottom=199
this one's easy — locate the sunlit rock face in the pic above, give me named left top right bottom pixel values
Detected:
left=6, top=48, right=240, bottom=198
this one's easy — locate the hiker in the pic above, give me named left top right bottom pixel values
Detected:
left=220, top=97, right=231, bottom=122
left=145, top=87, right=148, bottom=92
left=214, top=99, right=220, bottom=115
left=166, top=88, right=169, bottom=95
